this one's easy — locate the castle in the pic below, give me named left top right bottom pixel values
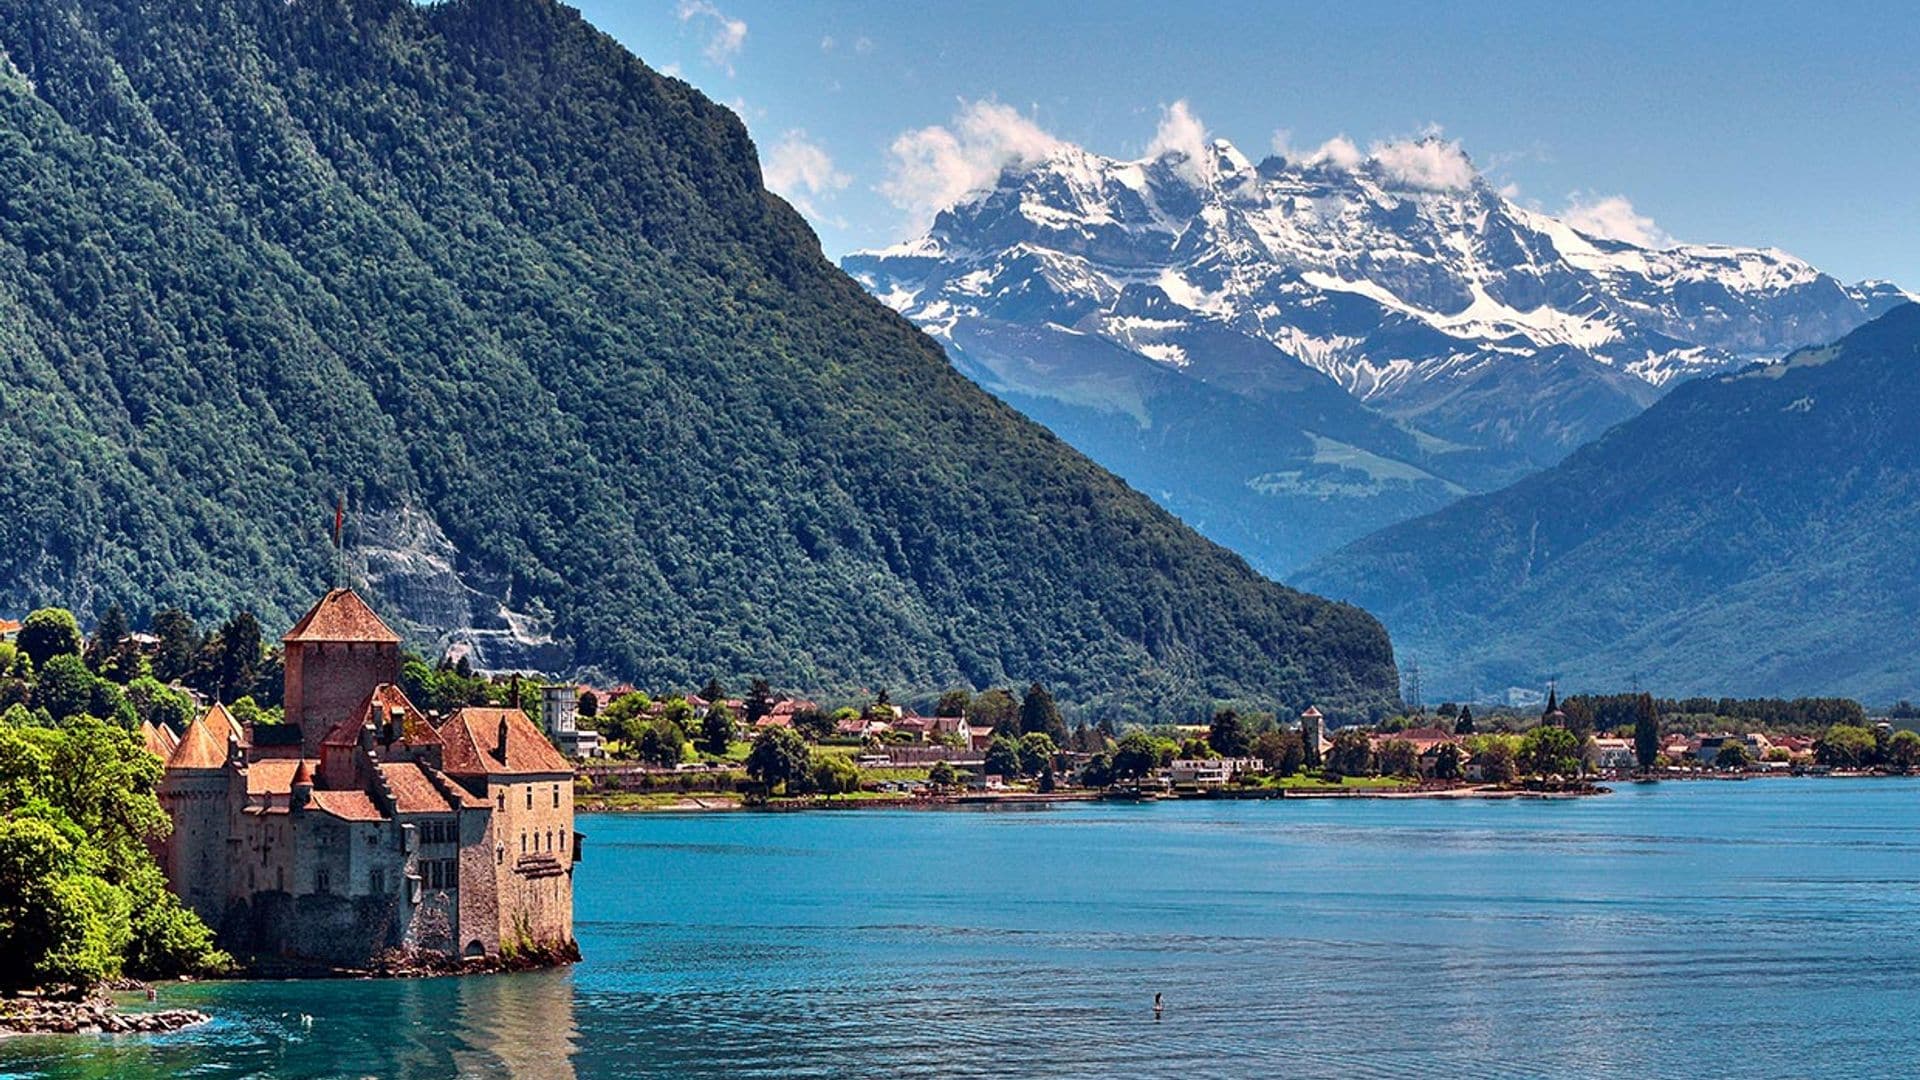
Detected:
left=149, top=588, right=580, bottom=969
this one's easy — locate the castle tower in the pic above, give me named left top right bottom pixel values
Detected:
left=282, top=589, right=401, bottom=756
left=158, top=704, right=243, bottom=924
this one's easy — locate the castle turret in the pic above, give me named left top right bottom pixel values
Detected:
left=281, top=589, right=401, bottom=756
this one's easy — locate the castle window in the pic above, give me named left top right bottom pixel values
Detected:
left=369, top=869, right=385, bottom=894
left=496, top=790, right=505, bottom=810
left=552, top=784, right=560, bottom=808
left=525, top=787, right=532, bottom=810
left=316, top=867, right=331, bottom=894
left=560, top=827, right=567, bottom=852
left=520, top=832, right=526, bottom=854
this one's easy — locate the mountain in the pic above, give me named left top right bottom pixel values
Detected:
left=1296, top=304, right=1920, bottom=703
left=0, top=0, right=1399, bottom=722
left=844, top=137, right=1909, bottom=574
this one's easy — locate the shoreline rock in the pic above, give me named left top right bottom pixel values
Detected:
left=0, top=996, right=209, bottom=1038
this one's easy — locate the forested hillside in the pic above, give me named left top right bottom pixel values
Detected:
left=1300, top=305, right=1920, bottom=703
left=0, top=0, right=1396, bottom=721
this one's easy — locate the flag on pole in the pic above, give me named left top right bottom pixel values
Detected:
left=334, top=493, right=345, bottom=549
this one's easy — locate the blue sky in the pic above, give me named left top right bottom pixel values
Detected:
left=572, top=0, right=1920, bottom=285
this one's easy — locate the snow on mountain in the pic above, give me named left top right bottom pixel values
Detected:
left=845, top=135, right=1907, bottom=466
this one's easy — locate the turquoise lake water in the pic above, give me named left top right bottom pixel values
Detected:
left=5, top=777, right=1920, bottom=1078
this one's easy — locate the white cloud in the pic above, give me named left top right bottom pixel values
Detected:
left=880, top=100, right=1060, bottom=226
left=1562, top=192, right=1674, bottom=248
left=1369, top=135, right=1476, bottom=191
left=676, top=0, right=747, bottom=74
left=1270, top=129, right=1296, bottom=161
left=854, top=36, right=875, bottom=54
left=1145, top=100, right=1208, bottom=180
left=1307, top=134, right=1363, bottom=171
left=819, top=35, right=835, bottom=52
left=763, top=130, right=850, bottom=208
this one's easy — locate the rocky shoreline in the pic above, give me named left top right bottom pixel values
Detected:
left=0, top=995, right=208, bottom=1038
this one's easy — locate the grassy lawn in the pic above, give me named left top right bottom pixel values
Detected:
left=1263, top=773, right=1413, bottom=790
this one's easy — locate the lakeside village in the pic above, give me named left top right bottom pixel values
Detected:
left=3, top=588, right=1918, bottom=1034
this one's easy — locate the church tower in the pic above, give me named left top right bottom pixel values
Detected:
left=281, top=589, right=402, bottom=755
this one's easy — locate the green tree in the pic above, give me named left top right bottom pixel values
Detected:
left=35, top=654, right=98, bottom=724
left=1520, top=725, right=1583, bottom=777
left=1474, top=738, right=1518, bottom=784
left=1432, top=742, right=1464, bottom=780
left=810, top=755, right=860, bottom=796
left=698, top=702, right=736, bottom=756
left=966, top=689, right=1018, bottom=735
left=1454, top=705, right=1474, bottom=735
left=1110, top=732, right=1159, bottom=780
left=125, top=677, right=194, bottom=733
left=148, top=610, right=198, bottom=684
left=744, top=679, right=774, bottom=726
left=984, top=736, right=1022, bottom=778
left=935, top=690, right=971, bottom=718
left=928, top=760, right=958, bottom=789
left=1208, top=709, right=1251, bottom=757
left=1714, top=740, right=1752, bottom=771
left=1018, top=683, right=1069, bottom=744
left=85, top=604, right=129, bottom=676
left=1255, top=729, right=1305, bottom=776
left=1327, top=728, right=1374, bottom=776
left=1815, top=724, right=1878, bottom=769
left=792, top=706, right=834, bottom=743
left=1017, top=733, right=1057, bottom=777
left=578, top=690, right=600, bottom=718
left=699, top=678, right=727, bottom=704
left=1377, top=737, right=1418, bottom=777
left=1886, top=729, right=1920, bottom=773
left=1633, top=693, right=1660, bottom=770
left=636, top=718, right=688, bottom=767
left=18, top=609, right=83, bottom=672
left=1079, top=752, right=1113, bottom=788
left=746, top=727, right=811, bottom=793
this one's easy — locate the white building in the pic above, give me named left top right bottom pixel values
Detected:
left=1166, top=758, right=1259, bottom=787
left=541, top=684, right=601, bottom=758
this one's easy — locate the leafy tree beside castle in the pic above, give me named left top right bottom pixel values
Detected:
left=0, top=714, right=228, bottom=994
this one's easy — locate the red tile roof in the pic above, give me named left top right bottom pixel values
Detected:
left=378, top=762, right=455, bottom=814
left=323, top=684, right=438, bottom=748
left=201, top=702, right=238, bottom=748
left=248, top=758, right=323, bottom=797
left=281, top=589, right=400, bottom=645
left=0, top=618, right=21, bottom=636
left=139, top=720, right=178, bottom=760
left=308, top=789, right=384, bottom=822
left=438, top=707, right=573, bottom=777
left=166, top=707, right=235, bottom=770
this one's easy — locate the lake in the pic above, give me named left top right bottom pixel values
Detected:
left=6, top=778, right=1920, bottom=1078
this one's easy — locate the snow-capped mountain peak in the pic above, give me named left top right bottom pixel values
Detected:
left=847, top=132, right=1904, bottom=459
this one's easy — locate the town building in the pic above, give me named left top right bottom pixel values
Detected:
left=1300, top=706, right=1325, bottom=768
left=151, top=588, right=580, bottom=970
left=1592, top=737, right=1639, bottom=773
left=541, top=683, right=602, bottom=758
left=1166, top=758, right=1260, bottom=788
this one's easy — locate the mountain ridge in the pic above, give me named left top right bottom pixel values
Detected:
left=1296, top=303, right=1920, bottom=702
left=0, top=0, right=1398, bottom=721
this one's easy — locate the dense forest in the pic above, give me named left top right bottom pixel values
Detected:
left=0, top=0, right=1397, bottom=722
